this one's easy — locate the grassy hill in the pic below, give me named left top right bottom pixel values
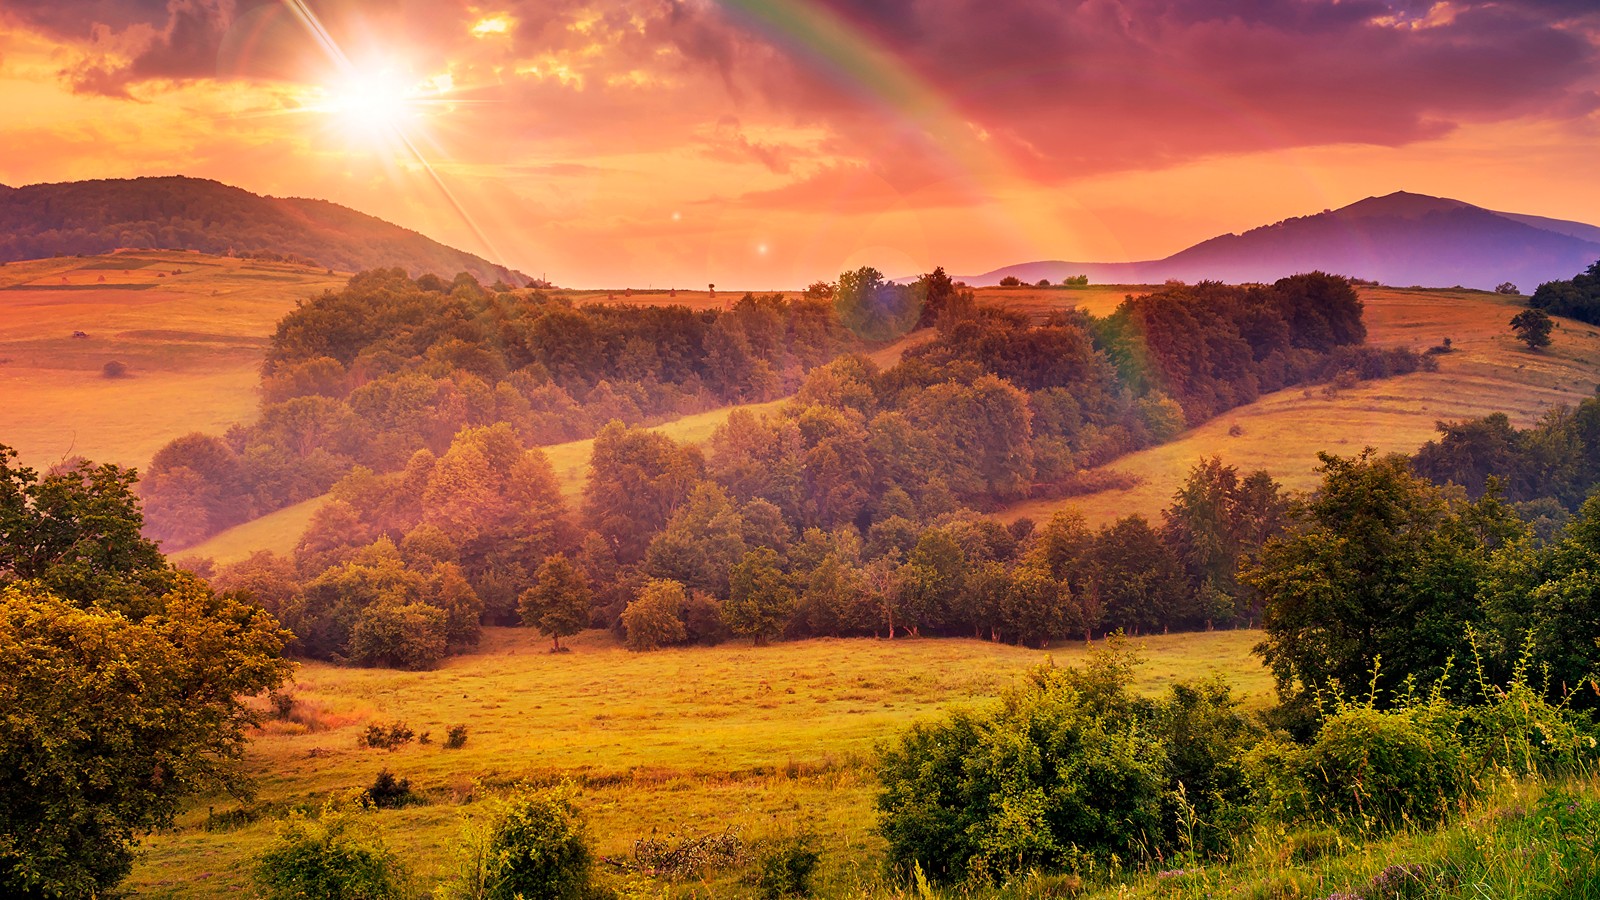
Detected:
left=0, top=176, right=527, bottom=285
left=996, top=286, right=1600, bottom=526
left=0, top=250, right=344, bottom=471
left=123, top=627, right=1268, bottom=898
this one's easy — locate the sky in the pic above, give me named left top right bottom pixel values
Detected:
left=1, top=0, right=1597, bottom=288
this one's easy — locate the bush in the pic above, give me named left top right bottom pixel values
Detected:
left=480, top=783, right=596, bottom=900
left=101, top=360, right=128, bottom=378
left=1249, top=701, right=1470, bottom=833
left=756, top=835, right=819, bottom=899
left=444, top=724, right=469, bottom=750
left=621, top=579, right=688, bottom=651
left=360, top=722, right=415, bottom=751
left=363, top=769, right=413, bottom=809
left=253, top=809, right=408, bottom=900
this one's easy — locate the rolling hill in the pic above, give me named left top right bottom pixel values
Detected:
left=965, top=191, right=1600, bottom=291
left=0, top=176, right=528, bottom=285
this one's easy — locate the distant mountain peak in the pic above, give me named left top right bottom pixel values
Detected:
left=960, top=192, right=1600, bottom=291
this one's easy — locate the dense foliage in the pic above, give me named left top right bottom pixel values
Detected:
left=1528, top=258, right=1600, bottom=324
left=0, top=446, right=291, bottom=897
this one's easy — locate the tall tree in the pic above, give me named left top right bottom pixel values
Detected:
left=520, top=555, right=593, bottom=651
left=724, top=548, right=795, bottom=646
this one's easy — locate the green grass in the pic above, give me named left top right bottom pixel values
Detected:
left=123, top=627, right=1269, bottom=897
left=181, top=495, right=331, bottom=566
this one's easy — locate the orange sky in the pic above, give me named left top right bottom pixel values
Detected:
left=1, top=0, right=1597, bottom=287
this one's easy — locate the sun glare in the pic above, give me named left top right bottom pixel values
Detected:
left=321, top=69, right=420, bottom=135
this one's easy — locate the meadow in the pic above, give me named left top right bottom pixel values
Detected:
left=0, top=251, right=342, bottom=471
left=124, top=628, right=1269, bottom=897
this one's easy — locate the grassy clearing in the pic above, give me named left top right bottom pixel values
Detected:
left=0, top=251, right=343, bottom=471
left=124, top=627, right=1267, bottom=898
left=1001, top=286, right=1600, bottom=526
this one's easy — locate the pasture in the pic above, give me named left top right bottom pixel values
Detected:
left=124, top=627, right=1267, bottom=898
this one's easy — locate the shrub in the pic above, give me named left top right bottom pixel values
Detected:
left=756, top=835, right=819, bottom=899
left=363, top=769, right=413, bottom=809
left=480, top=783, right=596, bottom=900
left=621, top=579, right=688, bottom=651
left=444, top=724, right=469, bottom=749
left=360, top=722, right=415, bottom=751
left=101, top=360, right=128, bottom=378
left=1250, top=701, right=1471, bottom=833
left=252, top=809, right=408, bottom=900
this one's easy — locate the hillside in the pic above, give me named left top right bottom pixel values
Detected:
left=964, top=191, right=1600, bottom=291
left=996, top=285, right=1600, bottom=526
left=0, top=251, right=344, bottom=471
left=0, top=176, right=527, bottom=285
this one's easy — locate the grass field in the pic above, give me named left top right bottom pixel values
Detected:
left=124, top=627, right=1268, bottom=898
left=1000, top=286, right=1600, bottom=526
left=0, top=251, right=343, bottom=471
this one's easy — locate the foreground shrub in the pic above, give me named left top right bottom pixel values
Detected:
left=756, top=835, right=819, bottom=899
left=253, top=809, right=408, bottom=900
left=1248, top=700, right=1470, bottom=833
left=363, top=769, right=413, bottom=809
left=441, top=783, right=597, bottom=900
left=877, top=648, right=1175, bottom=883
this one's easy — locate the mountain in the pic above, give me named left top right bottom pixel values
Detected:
left=0, top=176, right=528, bottom=285
left=963, top=192, right=1600, bottom=291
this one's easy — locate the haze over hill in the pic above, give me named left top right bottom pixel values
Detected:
left=964, top=192, right=1600, bottom=291
left=0, top=176, right=528, bottom=286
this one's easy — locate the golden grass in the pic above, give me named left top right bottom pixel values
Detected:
left=124, top=626, right=1268, bottom=898
left=1000, top=287, right=1600, bottom=526
left=0, top=251, right=343, bottom=471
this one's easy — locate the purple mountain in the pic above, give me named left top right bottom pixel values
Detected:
left=962, top=192, right=1600, bottom=291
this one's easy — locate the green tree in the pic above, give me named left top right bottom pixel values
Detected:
left=348, top=600, right=449, bottom=670
left=621, top=578, right=689, bottom=651
left=583, top=422, right=704, bottom=564
left=1510, top=308, right=1554, bottom=351
left=1, top=578, right=291, bottom=895
left=519, top=554, right=592, bottom=651
left=1249, top=450, right=1518, bottom=705
left=472, top=784, right=596, bottom=900
left=725, top=548, right=795, bottom=645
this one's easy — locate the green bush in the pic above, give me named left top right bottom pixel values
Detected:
left=482, top=783, right=596, bottom=900
left=253, top=809, right=408, bottom=900
left=621, top=579, right=688, bottom=651
left=1250, top=701, right=1471, bottom=833
left=444, top=723, right=469, bottom=749
left=756, top=835, right=819, bottom=899
left=876, top=653, right=1173, bottom=883
left=363, top=769, right=413, bottom=809
left=348, top=600, right=449, bottom=670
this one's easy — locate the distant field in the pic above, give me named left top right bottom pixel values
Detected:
left=1001, top=286, right=1600, bottom=526
left=125, top=627, right=1267, bottom=898
left=0, top=251, right=343, bottom=471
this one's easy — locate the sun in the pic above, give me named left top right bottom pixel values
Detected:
left=319, top=69, right=420, bottom=135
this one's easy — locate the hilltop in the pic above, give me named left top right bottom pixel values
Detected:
left=965, top=191, right=1600, bottom=290
left=0, top=176, right=527, bottom=285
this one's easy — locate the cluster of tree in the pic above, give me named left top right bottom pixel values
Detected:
left=1253, top=449, right=1600, bottom=719
left=0, top=175, right=523, bottom=283
left=1412, top=391, right=1600, bottom=511
left=0, top=444, right=292, bottom=896
left=1529, top=259, right=1600, bottom=324
left=142, top=268, right=855, bottom=547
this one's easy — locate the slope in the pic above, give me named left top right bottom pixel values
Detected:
left=0, top=175, right=526, bottom=285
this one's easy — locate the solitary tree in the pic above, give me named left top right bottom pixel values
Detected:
left=1495, top=282, right=1519, bottom=295
left=519, top=555, right=592, bottom=651
left=1510, top=308, right=1553, bottom=351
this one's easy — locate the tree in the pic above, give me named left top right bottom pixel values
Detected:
left=348, top=600, right=449, bottom=670
left=583, top=422, right=703, bottom=564
left=1, top=576, right=291, bottom=896
left=1496, top=282, right=1519, bottom=295
left=1249, top=450, right=1517, bottom=705
left=519, top=555, right=592, bottom=651
left=620, top=579, right=688, bottom=651
left=724, top=548, right=795, bottom=645
left=1510, top=308, right=1553, bottom=351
